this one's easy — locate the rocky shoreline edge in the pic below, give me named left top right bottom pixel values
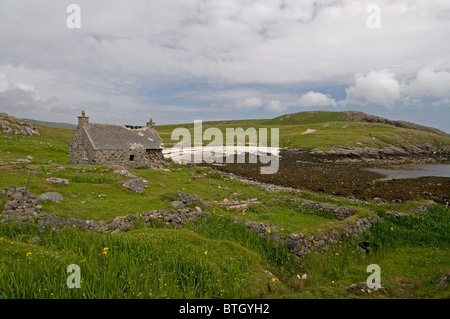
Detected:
left=281, top=145, right=450, bottom=166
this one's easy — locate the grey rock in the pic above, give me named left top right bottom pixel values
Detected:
left=171, top=201, right=185, bottom=208
left=46, top=177, right=69, bottom=185
left=177, top=191, right=200, bottom=206
left=122, top=177, right=146, bottom=193
left=194, top=206, right=202, bottom=213
left=436, top=272, right=450, bottom=286
left=37, top=192, right=63, bottom=203
left=114, top=168, right=137, bottom=179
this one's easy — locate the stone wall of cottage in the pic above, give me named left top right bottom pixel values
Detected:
left=69, top=126, right=164, bottom=168
left=92, top=149, right=164, bottom=168
left=68, top=127, right=94, bottom=165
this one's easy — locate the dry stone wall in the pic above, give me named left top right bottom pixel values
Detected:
left=1, top=186, right=381, bottom=259
left=1, top=186, right=208, bottom=233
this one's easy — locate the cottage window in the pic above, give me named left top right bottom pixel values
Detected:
left=82, top=150, right=88, bottom=160
left=130, top=155, right=135, bottom=161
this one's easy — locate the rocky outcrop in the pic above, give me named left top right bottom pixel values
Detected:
left=283, top=144, right=450, bottom=164
left=341, top=110, right=449, bottom=137
left=0, top=113, right=39, bottom=136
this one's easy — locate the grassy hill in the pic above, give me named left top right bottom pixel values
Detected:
left=0, top=120, right=449, bottom=299
left=156, top=111, right=450, bottom=151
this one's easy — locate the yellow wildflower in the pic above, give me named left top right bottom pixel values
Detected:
left=204, top=251, right=208, bottom=255
left=26, top=252, right=32, bottom=257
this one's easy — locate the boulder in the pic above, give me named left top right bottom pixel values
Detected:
left=37, top=192, right=63, bottom=203
left=171, top=201, right=185, bottom=208
left=114, top=168, right=137, bottom=179
left=122, top=178, right=146, bottom=193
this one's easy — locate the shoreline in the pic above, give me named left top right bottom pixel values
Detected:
left=204, top=149, right=450, bottom=205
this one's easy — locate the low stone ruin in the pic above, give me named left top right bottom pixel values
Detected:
left=46, top=177, right=70, bottom=185
left=283, top=216, right=381, bottom=257
left=1, top=186, right=207, bottom=233
left=217, top=198, right=259, bottom=210
left=1, top=186, right=382, bottom=259
left=171, top=191, right=201, bottom=208
left=275, top=198, right=355, bottom=220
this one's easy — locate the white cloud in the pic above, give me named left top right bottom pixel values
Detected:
left=297, top=91, right=337, bottom=108
left=0, top=1, right=449, bottom=129
left=404, top=68, right=450, bottom=99
left=345, top=70, right=400, bottom=105
left=236, top=97, right=262, bottom=110
left=16, top=83, right=36, bottom=93
left=1, top=0, right=449, bottom=85
left=266, top=100, right=285, bottom=112
left=0, top=73, right=11, bottom=92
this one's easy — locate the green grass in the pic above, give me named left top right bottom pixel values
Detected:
left=156, top=111, right=450, bottom=150
left=0, top=220, right=286, bottom=299
left=1, top=204, right=448, bottom=299
left=0, top=124, right=73, bottom=165
left=0, top=119, right=449, bottom=299
left=281, top=205, right=450, bottom=299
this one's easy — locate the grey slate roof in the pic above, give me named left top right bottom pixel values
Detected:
left=83, top=123, right=163, bottom=150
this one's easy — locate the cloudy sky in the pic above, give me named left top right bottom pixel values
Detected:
left=0, top=0, right=449, bottom=132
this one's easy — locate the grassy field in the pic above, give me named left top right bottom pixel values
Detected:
left=0, top=122, right=449, bottom=299
left=156, top=111, right=450, bottom=150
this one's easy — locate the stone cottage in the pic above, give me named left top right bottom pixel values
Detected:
left=69, top=111, right=164, bottom=167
